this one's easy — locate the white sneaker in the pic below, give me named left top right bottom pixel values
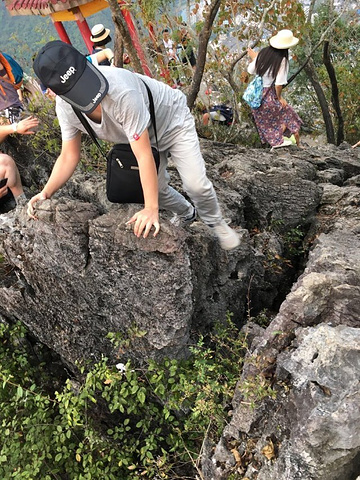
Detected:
left=270, top=139, right=292, bottom=152
left=210, top=220, right=240, bottom=250
left=283, top=135, right=297, bottom=145
left=0, top=214, right=14, bottom=229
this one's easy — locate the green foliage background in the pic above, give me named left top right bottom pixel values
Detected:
left=0, top=317, right=273, bottom=479
left=0, top=2, right=112, bottom=71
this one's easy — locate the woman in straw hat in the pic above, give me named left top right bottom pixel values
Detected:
left=246, top=29, right=302, bottom=150
left=90, top=24, right=115, bottom=67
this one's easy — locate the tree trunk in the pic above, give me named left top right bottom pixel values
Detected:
left=323, top=41, right=344, bottom=145
left=114, top=35, right=124, bottom=68
left=186, top=0, right=221, bottom=109
left=106, top=0, right=145, bottom=74
left=186, top=0, right=191, bottom=25
left=304, top=58, right=335, bottom=144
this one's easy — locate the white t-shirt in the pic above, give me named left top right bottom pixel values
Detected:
left=163, top=38, right=178, bottom=61
left=86, top=53, right=99, bottom=67
left=55, top=67, right=188, bottom=149
left=247, top=57, right=289, bottom=87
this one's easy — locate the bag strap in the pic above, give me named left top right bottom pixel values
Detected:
left=250, top=79, right=276, bottom=140
left=73, top=107, right=106, bottom=159
left=0, top=52, right=16, bottom=86
left=72, top=78, right=158, bottom=158
left=142, top=80, right=158, bottom=147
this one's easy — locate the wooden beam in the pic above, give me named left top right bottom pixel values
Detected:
left=50, top=0, right=108, bottom=21
left=6, top=0, right=108, bottom=18
left=52, top=18, right=72, bottom=44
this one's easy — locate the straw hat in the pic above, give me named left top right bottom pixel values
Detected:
left=269, top=29, right=299, bottom=49
left=90, top=24, right=111, bottom=43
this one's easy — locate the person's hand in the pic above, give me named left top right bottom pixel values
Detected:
left=16, top=116, right=39, bottom=135
left=279, top=97, right=287, bottom=108
left=27, top=191, right=48, bottom=219
left=0, top=184, right=8, bottom=199
left=126, top=208, right=160, bottom=238
left=123, top=53, right=130, bottom=65
left=247, top=48, right=257, bottom=60
left=46, top=88, right=56, bottom=99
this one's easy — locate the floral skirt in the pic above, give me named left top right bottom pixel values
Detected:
left=252, top=87, right=302, bottom=147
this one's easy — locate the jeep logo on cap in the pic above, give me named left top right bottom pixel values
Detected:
left=60, top=66, right=77, bottom=84
left=92, top=92, right=101, bottom=103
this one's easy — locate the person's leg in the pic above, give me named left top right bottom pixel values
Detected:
left=281, top=104, right=302, bottom=147
left=157, top=150, right=194, bottom=218
left=166, top=115, right=240, bottom=249
left=294, top=131, right=300, bottom=146
left=166, top=115, right=222, bottom=225
left=0, top=153, right=24, bottom=199
left=157, top=116, right=240, bottom=249
left=168, top=59, right=181, bottom=86
left=203, top=112, right=210, bottom=126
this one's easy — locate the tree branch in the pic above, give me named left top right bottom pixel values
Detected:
left=106, top=0, right=146, bottom=74
left=186, top=0, right=222, bottom=109
left=323, top=40, right=344, bottom=145
left=225, top=0, right=277, bottom=94
left=306, top=0, right=316, bottom=23
left=287, top=0, right=350, bottom=85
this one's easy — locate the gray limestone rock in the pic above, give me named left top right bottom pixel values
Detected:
left=205, top=145, right=360, bottom=480
left=0, top=141, right=326, bottom=367
left=1, top=137, right=360, bottom=479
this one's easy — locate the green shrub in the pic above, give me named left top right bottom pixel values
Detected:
left=0, top=315, right=272, bottom=479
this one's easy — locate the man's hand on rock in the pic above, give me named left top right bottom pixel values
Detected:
left=16, top=116, right=39, bottom=135
left=27, top=191, right=48, bottom=219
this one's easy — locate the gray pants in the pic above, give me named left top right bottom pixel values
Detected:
left=157, top=114, right=222, bottom=225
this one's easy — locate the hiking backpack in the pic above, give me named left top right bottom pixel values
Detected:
left=242, top=75, right=263, bottom=109
left=0, top=52, right=24, bottom=89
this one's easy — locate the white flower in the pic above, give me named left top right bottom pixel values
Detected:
left=115, top=363, right=127, bottom=373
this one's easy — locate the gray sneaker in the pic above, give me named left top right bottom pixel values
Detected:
left=183, top=206, right=197, bottom=225
left=210, top=220, right=240, bottom=250
left=170, top=206, right=197, bottom=227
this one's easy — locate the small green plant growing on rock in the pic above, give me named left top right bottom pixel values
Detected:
left=240, top=373, right=277, bottom=409
left=0, top=314, right=252, bottom=479
left=283, top=225, right=306, bottom=257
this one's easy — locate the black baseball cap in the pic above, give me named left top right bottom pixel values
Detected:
left=33, top=40, right=109, bottom=113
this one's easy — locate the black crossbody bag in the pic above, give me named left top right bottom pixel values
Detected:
left=73, top=81, right=160, bottom=204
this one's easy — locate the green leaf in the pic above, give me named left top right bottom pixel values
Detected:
left=16, top=386, right=23, bottom=399
left=137, top=390, right=146, bottom=404
left=131, top=385, right=139, bottom=395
